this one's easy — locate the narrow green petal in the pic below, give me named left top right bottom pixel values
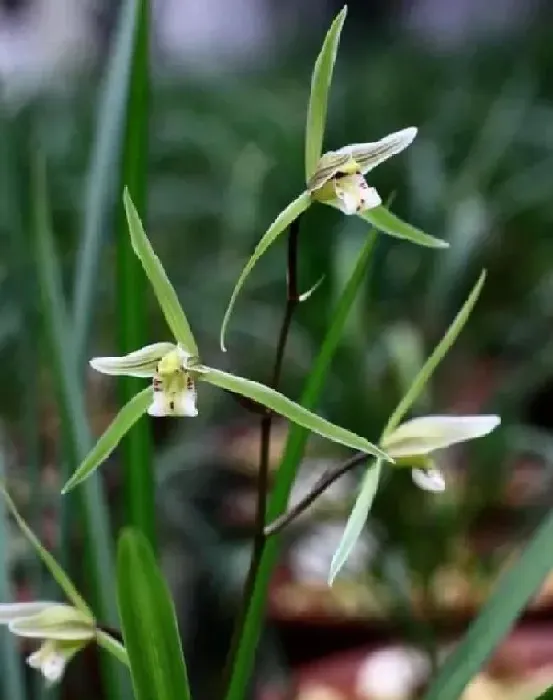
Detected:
left=305, top=6, right=348, bottom=180
left=62, top=387, right=153, bottom=494
left=123, top=189, right=198, bottom=355
left=358, top=206, right=448, bottom=249
left=383, top=271, right=487, bottom=438
left=219, top=191, right=311, bottom=351
left=328, top=460, right=382, bottom=584
left=90, top=342, right=175, bottom=378
left=202, top=368, right=391, bottom=461
left=0, top=487, right=92, bottom=617
left=96, top=630, right=131, bottom=668
left=9, top=605, right=94, bottom=641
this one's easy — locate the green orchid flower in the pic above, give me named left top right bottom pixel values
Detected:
left=61, top=191, right=391, bottom=494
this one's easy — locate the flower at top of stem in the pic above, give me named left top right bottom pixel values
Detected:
left=307, top=127, right=417, bottom=215
left=90, top=343, right=204, bottom=418
left=0, top=602, right=94, bottom=685
left=381, top=414, right=501, bottom=492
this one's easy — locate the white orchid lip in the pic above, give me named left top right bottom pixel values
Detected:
left=382, top=415, right=501, bottom=458
left=412, top=467, right=446, bottom=493
left=333, top=172, right=382, bottom=214
left=27, top=643, right=67, bottom=684
left=26, top=639, right=83, bottom=685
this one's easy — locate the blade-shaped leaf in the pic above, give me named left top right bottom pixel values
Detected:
left=223, top=230, right=377, bottom=700
left=219, top=191, right=311, bottom=351
left=72, top=0, right=147, bottom=359
left=117, top=529, right=191, bottom=700
left=203, top=367, right=390, bottom=461
left=62, top=387, right=153, bottom=494
left=358, top=206, right=448, bottom=249
left=0, top=487, right=92, bottom=617
left=123, top=189, right=198, bottom=355
left=383, top=270, right=487, bottom=437
left=305, top=6, right=347, bottom=180
left=423, top=506, right=553, bottom=700
left=117, top=0, right=154, bottom=553
left=537, top=687, right=553, bottom=699
left=328, top=460, right=382, bottom=584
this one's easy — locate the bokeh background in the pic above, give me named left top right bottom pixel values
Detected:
left=2, top=0, right=553, bottom=699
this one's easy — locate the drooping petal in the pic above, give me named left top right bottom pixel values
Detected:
left=338, top=127, right=418, bottom=175
left=0, top=601, right=57, bottom=624
left=382, top=415, right=501, bottom=458
left=334, top=173, right=382, bottom=214
left=90, top=342, right=176, bottom=378
left=27, top=640, right=81, bottom=685
left=412, top=467, right=446, bottom=492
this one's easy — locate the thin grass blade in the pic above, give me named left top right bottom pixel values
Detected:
left=423, top=507, right=553, bottom=700
left=117, top=529, right=191, bottom=700
left=0, top=450, right=25, bottom=700
left=224, top=231, right=376, bottom=700
left=30, top=146, right=128, bottom=699
left=116, top=0, right=155, bottom=548
left=73, top=0, right=147, bottom=359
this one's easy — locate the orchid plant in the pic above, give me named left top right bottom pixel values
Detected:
left=0, top=5, right=505, bottom=700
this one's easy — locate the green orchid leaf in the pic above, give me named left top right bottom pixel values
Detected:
left=305, top=6, right=347, bottom=180
left=423, top=506, right=553, bottom=700
left=223, top=230, right=378, bottom=700
left=123, top=189, right=198, bottom=355
left=9, top=605, right=94, bottom=641
left=62, top=387, right=153, bottom=494
left=537, top=687, right=553, bottom=699
left=117, top=528, right=191, bottom=700
left=358, top=206, right=448, bottom=249
left=383, top=270, right=486, bottom=437
left=329, top=460, right=382, bottom=584
left=0, top=487, right=92, bottom=617
left=202, top=367, right=390, bottom=461
left=219, top=191, right=311, bottom=351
